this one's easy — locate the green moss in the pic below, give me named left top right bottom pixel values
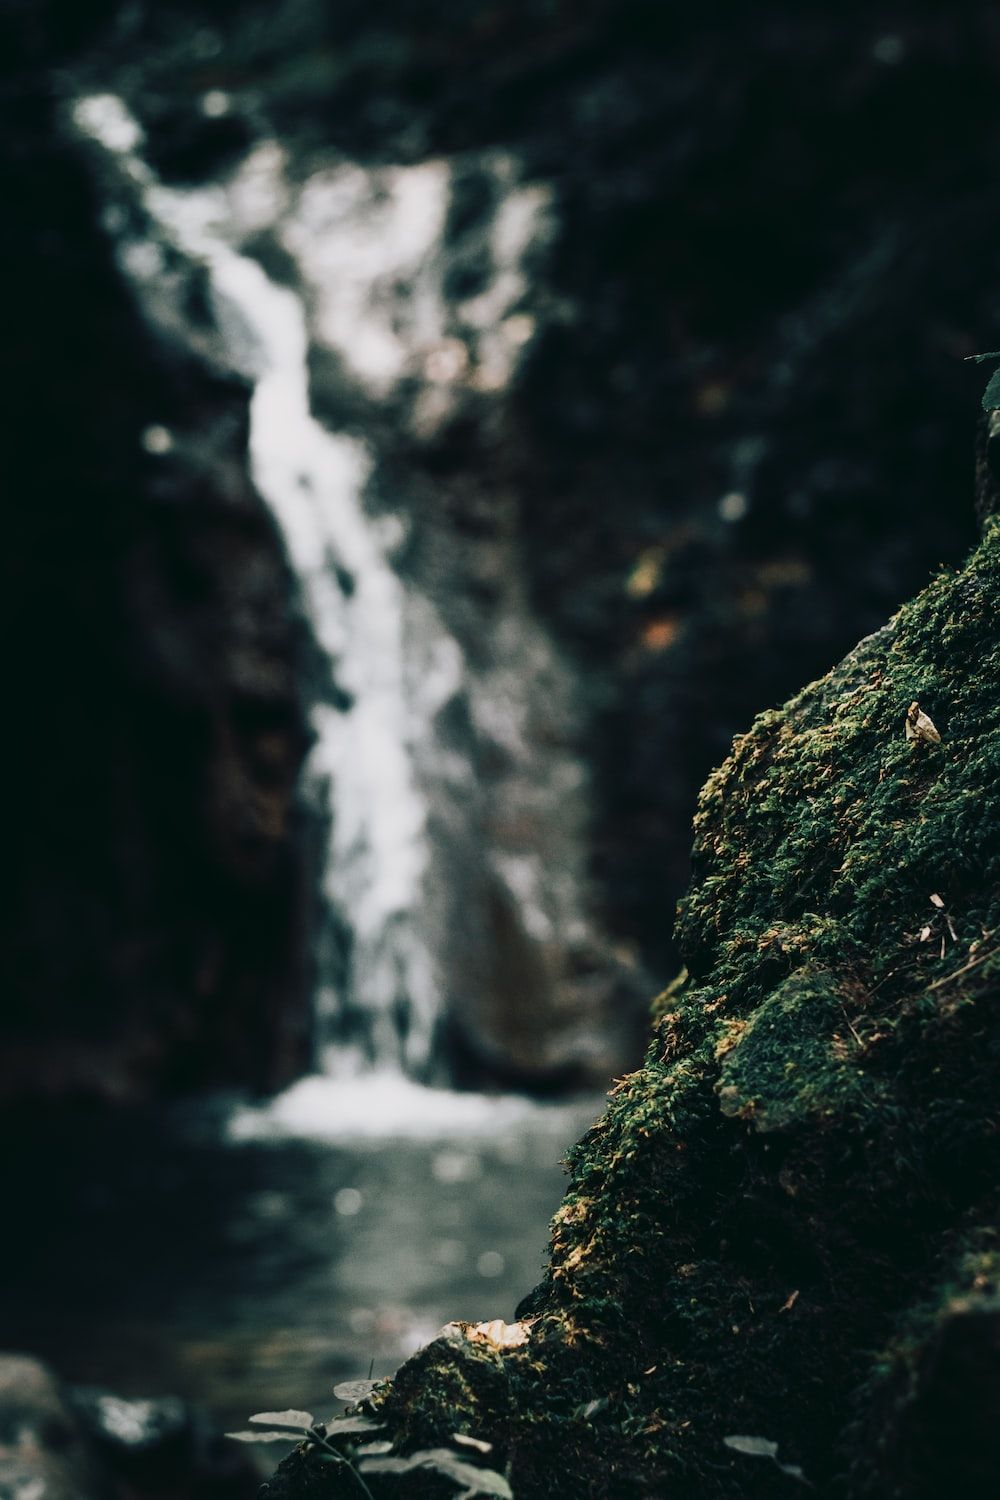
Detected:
left=378, top=1330, right=513, bottom=1452
left=264, top=517, right=1000, bottom=1497
left=716, top=967, right=883, bottom=1132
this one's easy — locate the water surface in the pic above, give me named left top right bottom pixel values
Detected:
left=1, top=1091, right=599, bottom=1429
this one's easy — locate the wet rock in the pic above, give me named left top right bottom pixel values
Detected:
left=0, top=1355, right=258, bottom=1499
left=0, top=32, right=313, bottom=1102
left=70, top=1388, right=257, bottom=1498
left=0, top=1354, right=106, bottom=1500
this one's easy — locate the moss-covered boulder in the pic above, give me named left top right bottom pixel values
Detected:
left=265, top=514, right=1000, bottom=1496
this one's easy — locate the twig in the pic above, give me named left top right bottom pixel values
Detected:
left=840, top=1006, right=863, bottom=1047
left=926, top=943, right=1000, bottom=993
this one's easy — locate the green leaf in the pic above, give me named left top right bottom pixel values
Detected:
left=983, top=368, right=1000, bottom=410
left=357, top=1457, right=408, bottom=1475
left=453, top=1433, right=493, bottom=1454
left=574, top=1396, right=609, bottom=1421
left=724, top=1435, right=779, bottom=1459
left=249, top=1410, right=314, bottom=1430
left=325, top=1416, right=384, bottom=1437
left=333, top=1379, right=379, bottom=1403
left=225, top=1430, right=301, bottom=1444
left=965, top=351, right=1000, bottom=364
left=359, top=1447, right=513, bottom=1497
left=723, top=1436, right=808, bottom=1484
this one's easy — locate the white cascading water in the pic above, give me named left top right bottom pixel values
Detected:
left=72, top=95, right=604, bottom=1137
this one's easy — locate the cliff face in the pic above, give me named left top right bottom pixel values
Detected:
left=263, top=509, right=1000, bottom=1496
left=2, top=44, right=314, bottom=1099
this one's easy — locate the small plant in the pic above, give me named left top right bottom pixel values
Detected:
left=226, top=1404, right=383, bottom=1500
left=227, top=1384, right=512, bottom=1499
left=965, top=351, right=1000, bottom=410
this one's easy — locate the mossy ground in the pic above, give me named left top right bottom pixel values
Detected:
left=266, top=520, right=1000, bottom=1497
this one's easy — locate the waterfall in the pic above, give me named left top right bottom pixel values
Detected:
left=71, top=94, right=622, bottom=1121
left=73, top=93, right=468, bottom=1078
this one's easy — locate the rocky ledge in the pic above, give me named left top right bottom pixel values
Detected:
left=263, top=492, right=1000, bottom=1497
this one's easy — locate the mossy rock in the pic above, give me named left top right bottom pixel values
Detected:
left=264, top=516, right=1000, bottom=1495
left=715, top=966, right=883, bottom=1132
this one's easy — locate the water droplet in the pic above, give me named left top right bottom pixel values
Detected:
left=334, top=1187, right=363, bottom=1217
left=201, top=91, right=231, bottom=119
left=141, top=425, right=173, bottom=455
left=718, top=491, right=748, bottom=523
left=476, top=1250, right=505, bottom=1278
left=432, top=1150, right=480, bottom=1184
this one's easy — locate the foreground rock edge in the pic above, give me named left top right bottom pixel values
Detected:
left=264, top=513, right=1000, bottom=1496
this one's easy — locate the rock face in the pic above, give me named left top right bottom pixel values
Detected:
left=263, top=509, right=1000, bottom=1495
left=2, top=21, right=314, bottom=1100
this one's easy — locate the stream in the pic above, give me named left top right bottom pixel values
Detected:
left=0, top=1093, right=600, bottom=1429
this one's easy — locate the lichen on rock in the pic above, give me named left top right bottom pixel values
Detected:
left=264, top=514, right=1000, bottom=1495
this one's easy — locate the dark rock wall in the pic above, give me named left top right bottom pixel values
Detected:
left=1, top=21, right=314, bottom=1099
left=0, top=1352, right=257, bottom=1499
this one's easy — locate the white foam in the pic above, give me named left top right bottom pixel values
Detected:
left=285, top=160, right=451, bottom=394
left=225, top=1072, right=602, bottom=1144
left=284, top=153, right=552, bottom=417
left=72, top=94, right=144, bottom=154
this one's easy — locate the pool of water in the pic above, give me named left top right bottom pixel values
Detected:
left=0, top=1089, right=601, bottom=1430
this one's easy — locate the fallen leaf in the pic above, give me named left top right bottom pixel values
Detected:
left=930, top=893, right=945, bottom=909
left=467, top=1319, right=533, bottom=1350
left=919, top=925, right=932, bottom=942
left=779, top=1290, right=800, bottom=1314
